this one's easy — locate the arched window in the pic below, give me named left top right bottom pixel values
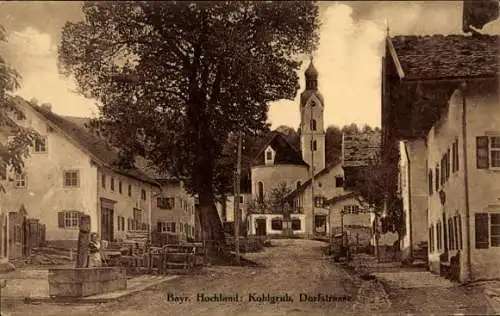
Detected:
left=310, top=119, right=317, bottom=131
left=296, top=181, right=301, bottom=188
left=257, top=181, right=264, bottom=203
left=310, top=140, right=317, bottom=151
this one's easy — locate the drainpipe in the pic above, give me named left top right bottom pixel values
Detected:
left=460, top=81, right=472, bottom=281
left=404, top=141, right=413, bottom=261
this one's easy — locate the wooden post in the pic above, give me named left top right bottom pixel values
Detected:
left=76, top=215, right=91, bottom=268
left=234, top=131, right=242, bottom=265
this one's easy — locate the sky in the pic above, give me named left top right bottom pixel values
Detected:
left=0, top=1, right=499, bottom=130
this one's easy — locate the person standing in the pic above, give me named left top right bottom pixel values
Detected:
left=88, top=232, right=102, bottom=267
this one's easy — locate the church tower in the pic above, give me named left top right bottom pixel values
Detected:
left=299, top=58, right=325, bottom=174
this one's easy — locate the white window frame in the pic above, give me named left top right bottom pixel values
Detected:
left=33, top=137, right=48, bottom=153
left=14, top=172, right=26, bottom=188
left=63, top=170, right=80, bottom=188
left=64, top=211, right=80, bottom=229
left=490, top=136, right=500, bottom=169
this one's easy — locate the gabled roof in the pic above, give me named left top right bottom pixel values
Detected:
left=388, top=34, right=499, bottom=81
left=10, top=97, right=159, bottom=186
left=342, top=131, right=381, bottom=168
left=286, top=161, right=342, bottom=200
left=252, top=131, right=308, bottom=167
left=325, top=191, right=359, bottom=205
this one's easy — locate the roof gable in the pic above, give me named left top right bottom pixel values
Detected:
left=9, top=97, right=158, bottom=186
left=286, top=161, right=342, bottom=199
left=252, top=132, right=308, bottom=167
left=389, top=34, right=499, bottom=81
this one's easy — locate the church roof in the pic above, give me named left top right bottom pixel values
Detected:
left=252, top=132, right=308, bottom=167
left=305, top=60, right=318, bottom=77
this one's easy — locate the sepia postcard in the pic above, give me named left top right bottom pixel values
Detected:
left=0, top=1, right=499, bottom=315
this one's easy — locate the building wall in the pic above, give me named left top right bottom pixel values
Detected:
left=247, top=213, right=306, bottom=236
left=151, top=181, right=196, bottom=241
left=328, top=196, right=370, bottom=232
left=296, top=163, right=346, bottom=235
left=219, top=193, right=252, bottom=223
left=0, top=104, right=98, bottom=246
left=427, top=85, right=500, bottom=282
left=97, top=169, right=154, bottom=242
left=251, top=164, right=309, bottom=202
left=400, top=139, right=428, bottom=262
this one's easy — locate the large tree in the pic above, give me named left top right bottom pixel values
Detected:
left=59, top=1, right=319, bottom=250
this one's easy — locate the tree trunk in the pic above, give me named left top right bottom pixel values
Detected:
left=198, top=191, right=225, bottom=256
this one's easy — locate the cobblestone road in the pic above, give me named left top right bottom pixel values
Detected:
left=3, top=239, right=363, bottom=316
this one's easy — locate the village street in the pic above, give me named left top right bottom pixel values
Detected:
left=4, top=239, right=371, bottom=316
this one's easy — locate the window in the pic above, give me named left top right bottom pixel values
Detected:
left=475, top=213, right=490, bottom=249
left=314, top=196, right=324, bottom=208
left=34, top=137, right=47, bottom=153
left=141, top=189, right=146, bottom=200
left=157, top=197, right=174, bottom=210
left=343, top=205, right=360, bottom=214
left=58, top=211, right=80, bottom=229
left=257, top=181, right=264, bottom=203
left=110, top=177, right=115, bottom=191
left=446, top=149, right=450, bottom=180
left=158, top=222, right=176, bottom=233
left=133, top=208, right=143, bottom=230
left=441, top=156, right=446, bottom=186
left=477, top=136, right=490, bottom=168
left=271, top=218, right=283, bottom=230
left=428, top=170, right=433, bottom=195
left=335, top=176, right=344, bottom=187
left=102, top=174, right=106, bottom=188
left=454, top=215, right=460, bottom=250
left=119, top=181, right=122, bottom=194
left=184, top=223, right=189, bottom=236
left=121, top=216, right=125, bottom=231
left=14, top=173, right=26, bottom=188
left=436, top=222, right=442, bottom=251
left=15, top=109, right=24, bottom=121
left=292, top=219, right=301, bottom=231
left=239, top=196, right=244, bottom=203
left=0, top=164, right=6, bottom=181
left=429, top=224, right=435, bottom=253
left=296, top=181, right=301, bottom=188
left=452, top=139, right=459, bottom=173
left=128, top=184, right=132, bottom=197
left=448, top=218, right=455, bottom=250
left=435, top=166, right=439, bottom=191
left=266, top=150, right=272, bottom=161
left=311, top=140, right=317, bottom=151
left=310, top=119, right=317, bottom=131
left=63, top=170, right=79, bottom=187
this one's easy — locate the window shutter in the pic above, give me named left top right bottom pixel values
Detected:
left=157, top=221, right=162, bottom=233
left=58, top=212, right=65, bottom=228
left=446, top=149, right=450, bottom=179
left=172, top=222, right=176, bottom=233
left=477, top=136, right=489, bottom=169
left=456, top=141, right=459, bottom=171
left=475, top=213, right=489, bottom=249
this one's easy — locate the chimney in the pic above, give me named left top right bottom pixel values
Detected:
left=41, top=103, right=52, bottom=112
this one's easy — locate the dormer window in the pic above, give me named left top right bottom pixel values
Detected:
left=264, top=146, right=275, bottom=165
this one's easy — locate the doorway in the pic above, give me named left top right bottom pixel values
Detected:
left=101, top=207, right=114, bottom=242
left=315, top=215, right=327, bottom=235
left=255, top=218, right=267, bottom=236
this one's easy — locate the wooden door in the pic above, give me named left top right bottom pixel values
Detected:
left=256, top=218, right=266, bottom=236
left=101, top=207, right=114, bottom=242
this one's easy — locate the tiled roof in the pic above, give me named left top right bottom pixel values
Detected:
left=389, top=34, right=499, bottom=80
left=325, top=191, right=358, bottom=205
left=342, top=131, right=381, bottom=168
left=252, top=132, right=308, bottom=167
left=11, top=97, right=159, bottom=186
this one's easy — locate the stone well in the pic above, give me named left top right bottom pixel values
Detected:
left=48, top=267, right=126, bottom=298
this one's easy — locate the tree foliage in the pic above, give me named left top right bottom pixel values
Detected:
left=59, top=1, right=319, bottom=245
left=0, top=25, right=39, bottom=184
left=247, top=182, right=293, bottom=215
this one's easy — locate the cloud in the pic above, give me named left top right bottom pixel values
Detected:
left=1, top=27, right=98, bottom=117
left=268, top=3, right=385, bottom=130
